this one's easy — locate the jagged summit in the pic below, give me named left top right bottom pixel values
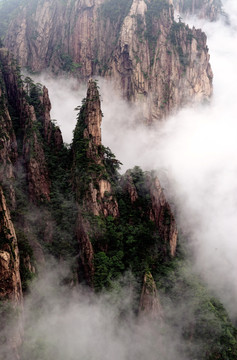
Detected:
left=2, top=0, right=213, bottom=121
left=84, top=79, right=103, bottom=147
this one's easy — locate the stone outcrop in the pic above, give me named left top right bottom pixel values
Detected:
left=0, top=187, right=22, bottom=304
left=173, top=0, right=223, bottom=21
left=73, top=80, right=119, bottom=218
left=139, top=271, right=163, bottom=320
left=122, top=169, right=178, bottom=258
left=147, top=174, right=178, bottom=257
left=3, top=0, right=213, bottom=121
left=0, top=48, right=55, bottom=204
left=0, top=47, right=64, bottom=271
left=73, top=80, right=119, bottom=285
left=73, top=81, right=178, bottom=285
left=122, top=174, right=138, bottom=204
left=0, top=81, right=18, bottom=209
left=0, top=186, right=23, bottom=360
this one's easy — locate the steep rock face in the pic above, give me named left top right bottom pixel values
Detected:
left=72, top=81, right=178, bottom=287
left=0, top=81, right=18, bottom=209
left=0, top=47, right=67, bottom=271
left=122, top=169, right=178, bottom=258
left=76, top=211, right=95, bottom=286
left=72, top=80, right=119, bottom=285
left=107, top=0, right=212, bottom=121
left=23, top=111, right=51, bottom=203
left=73, top=79, right=119, bottom=218
left=0, top=186, right=23, bottom=360
left=139, top=271, right=163, bottom=319
left=0, top=187, right=22, bottom=304
left=146, top=174, right=178, bottom=257
left=173, top=0, right=223, bottom=21
left=0, top=48, right=54, bottom=204
left=3, top=0, right=212, bottom=121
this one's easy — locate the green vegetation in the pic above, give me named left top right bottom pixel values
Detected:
left=1, top=62, right=78, bottom=276
left=60, top=53, right=82, bottom=73
left=72, top=93, right=121, bottom=200
left=156, top=256, right=237, bottom=360
left=0, top=214, right=16, bottom=261
left=71, top=94, right=237, bottom=357
left=24, top=77, right=44, bottom=118
left=169, top=21, right=192, bottom=70
left=17, top=230, right=36, bottom=292
left=144, top=0, right=169, bottom=65
left=85, top=167, right=169, bottom=291
left=1, top=49, right=237, bottom=360
left=99, top=0, right=133, bottom=34
left=43, top=135, right=78, bottom=261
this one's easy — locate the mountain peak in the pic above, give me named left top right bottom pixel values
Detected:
left=84, top=79, right=102, bottom=149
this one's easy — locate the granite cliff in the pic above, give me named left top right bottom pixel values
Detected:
left=3, top=0, right=213, bottom=121
left=0, top=47, right=178, bottom=300
left=173, top=0, right=223, bottom=21
left=0, top=187, right=22, bottom=360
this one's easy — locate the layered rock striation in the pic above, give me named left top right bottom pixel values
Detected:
left=0, top=47, right=66, bottom=280
left=3, top=0, right=213, bottom=121
left=0, top=48, right=62, bottom=204
left=0, top=186, right=23, bottom=360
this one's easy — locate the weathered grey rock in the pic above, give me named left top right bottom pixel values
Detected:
left=4, top=0, right=213, bottom=121
left=139, top=271, right=163, bottom=320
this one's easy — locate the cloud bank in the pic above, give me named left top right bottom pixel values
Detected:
left=18, top=265, right=188, bottom=360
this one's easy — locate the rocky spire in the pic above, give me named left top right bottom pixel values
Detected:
left=139, top=272, right=163, bottom=320
left=73, top=79, right=119, bottom=217
left=73, top=79, right=119, bottom=285
left=84, top=79, right=102, bottom=150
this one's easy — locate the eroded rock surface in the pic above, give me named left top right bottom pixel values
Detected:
left=4, top=0, right=213, bottom=121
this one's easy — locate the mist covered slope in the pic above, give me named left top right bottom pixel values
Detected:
left=1, top=0, right=237, bottom=359
left=0, top=50, right=237, bottom=359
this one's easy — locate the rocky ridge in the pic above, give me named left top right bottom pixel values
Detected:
left=3, top=0, right=213, bottom=121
